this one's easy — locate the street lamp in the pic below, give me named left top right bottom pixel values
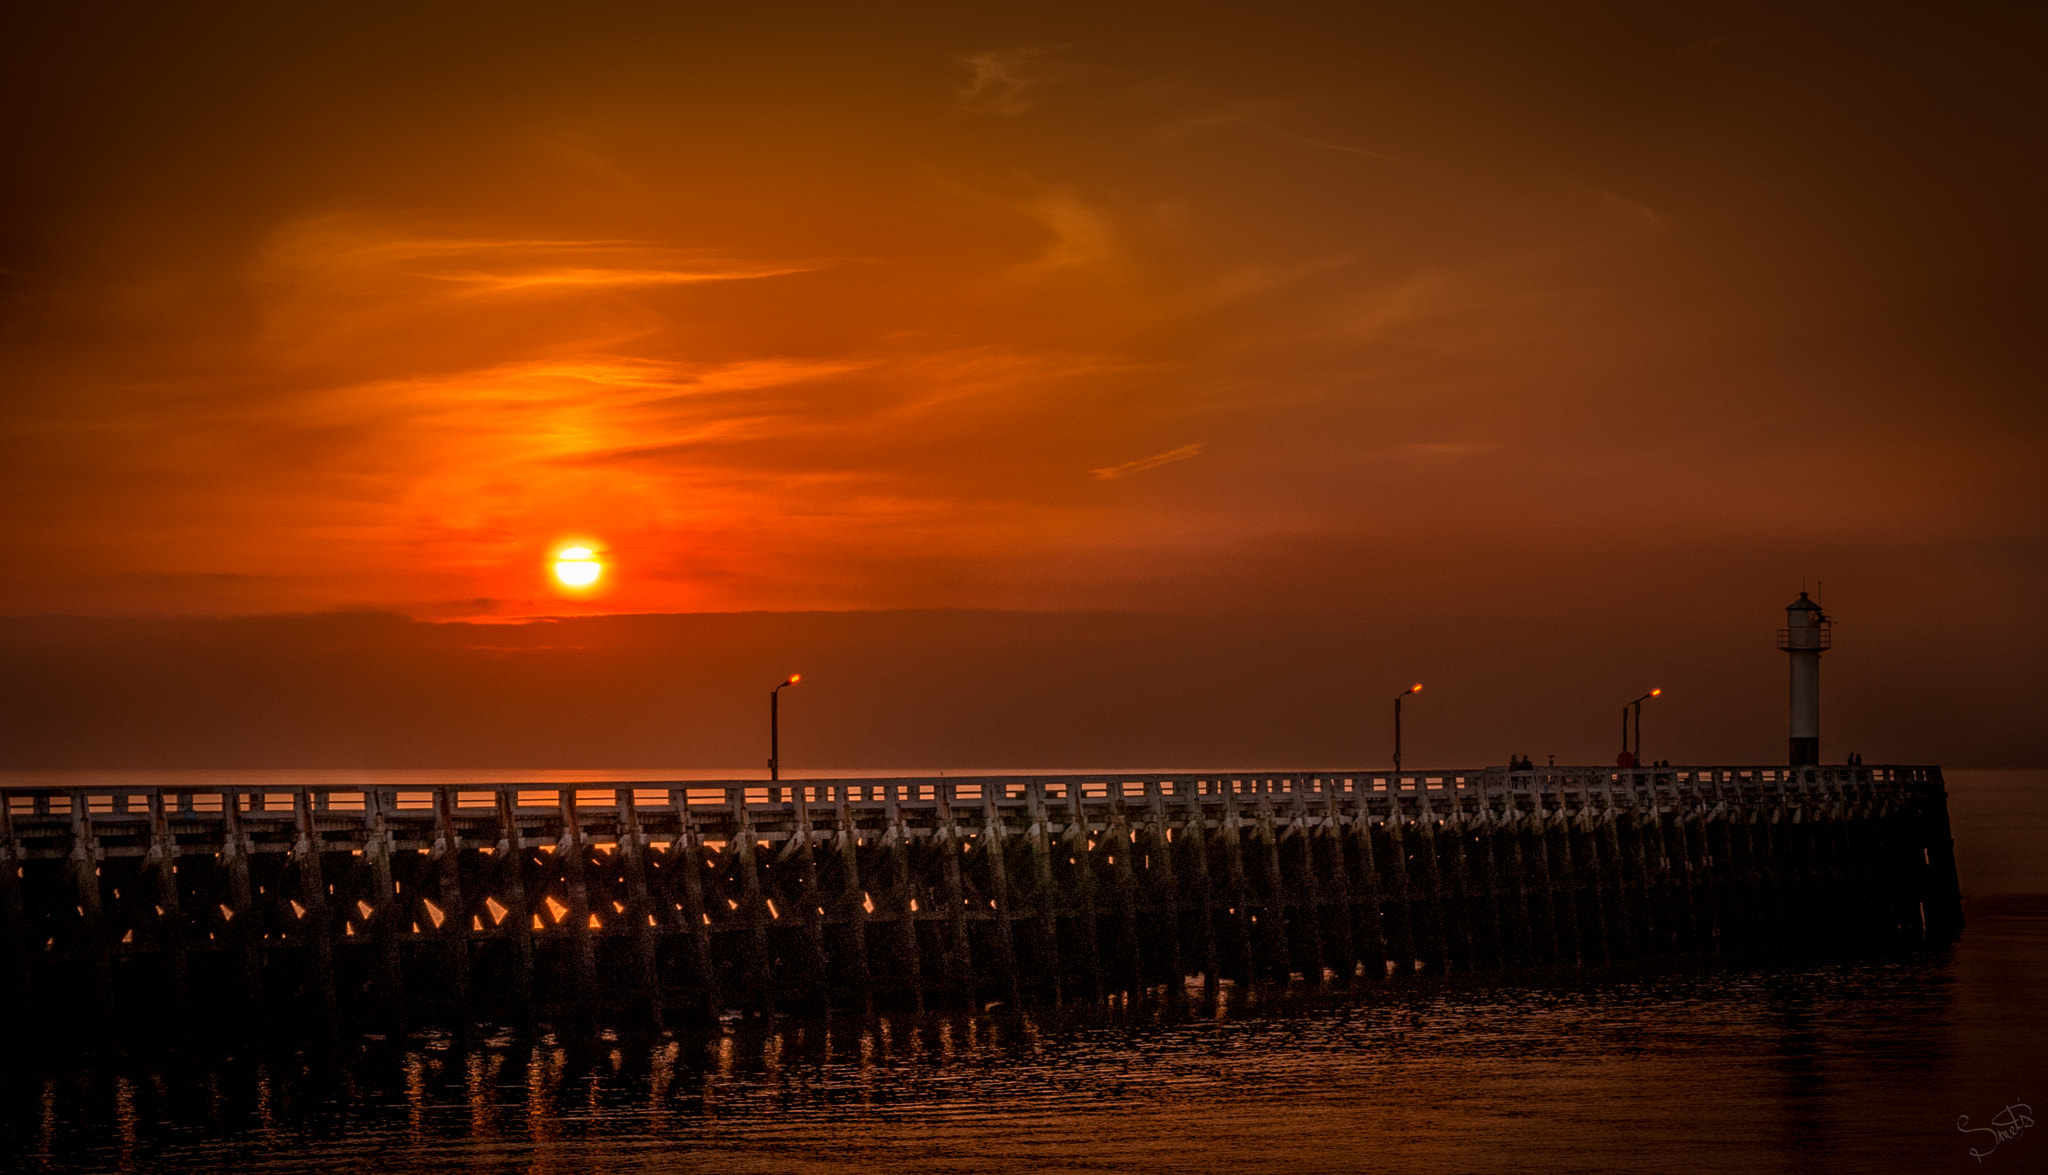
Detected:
left=1393, top=683, right=1423, bottom=775
left=1619, top=688, right=1661, bottom=767
left=769, top=674, right=801, bottom=784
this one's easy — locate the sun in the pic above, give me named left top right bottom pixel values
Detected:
left=553, top=546, right=603, bottom=589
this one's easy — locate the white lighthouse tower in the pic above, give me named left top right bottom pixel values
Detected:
left=1779, top=592, right=1830, bottom=765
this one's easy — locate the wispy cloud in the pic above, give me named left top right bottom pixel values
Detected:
left=957, top=45, right=1073, bottom=115
left=1093, top=443, right=1204, bottom=480
left=256, top=217, right=821, bottom=298
left=432, top=264, right=816, bottom=294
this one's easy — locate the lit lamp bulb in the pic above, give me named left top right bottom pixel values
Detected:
left=554, top=546, right=602, bottom=589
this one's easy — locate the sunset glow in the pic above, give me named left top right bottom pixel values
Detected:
left=0, top=4, right=2038, bottom=767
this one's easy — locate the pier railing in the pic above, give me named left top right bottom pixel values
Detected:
left=0, top=765, right=1963, bottom=1047
left=0, top=762, right=1948, bottom=846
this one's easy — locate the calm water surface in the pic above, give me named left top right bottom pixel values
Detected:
left=3, top=768, right=2042, bottom=1174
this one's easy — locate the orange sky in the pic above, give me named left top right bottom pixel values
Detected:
left=0, top=5, right=2042, bottom=765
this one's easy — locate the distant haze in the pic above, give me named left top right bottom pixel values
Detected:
left=2, top=591, right=2036, bottom=770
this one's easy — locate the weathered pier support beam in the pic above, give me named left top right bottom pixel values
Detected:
left=219, top=791, right=264, bottom=1033
left=555, top=789, right=603, bottom=1029
left=979, top=784, right=1023, bottom=1008
left=730, top=790, right=773, bottom=1017
left=671, top=794, right=721, bottom=1017
left=0, top=800, right=29, bottom=1041
left=1414, top=793, right=1455, bottom=973
left=66, top=803, right=114, bottom=1050
left=1061, top=784, right=1105, bottom=1003
left=1345, top=788, right=1389, bottom=979
left=1023, top=783, right=1064, bottom=1006
left=1108, top=796, right=1144, bottom=997
left=429, top=790, right=474, bottom=1034
left=492, top=790, right=537, bottom=1028
left=144, top=793, right=192, bottom=1042
left=291, top=791, right=338, bottom=1041
left=1314, top=782, right=1357, bottom=982
left=363, top=789, right=407, bottom=1034
left=1142, top=780, right=1184, bottom=998
left=830, top=787, right=872, bottom=1012
left=1216, top=783, right=1258, bottom=986
left=1179, top=783, right=1221, bottom=994
left=1281, top=786, right=1326, bottom=984
left=614, top=789, right=662, bottom=1030
left=883, top=784, right=925, bottom=1013
left=786, top=784, right=832, bottom=1013
left=934, top=785, right=977, bottom=1005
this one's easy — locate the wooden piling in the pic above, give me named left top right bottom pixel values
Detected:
left=670, top=792, right=721, bottom=1017
left=1380, top=812, right=1419, bottom=974
left=1439, top=800, right=1481, bottom=972
left=0, top=798, right=28, bottom=1040
left=219, top=790, right=264, bottom=1027
left=1315, top=782, right=1357, bottom=983
left=1347, top=788, right=1390, bottom=979
left=1253, top=785, right=1294, bottom=984
left=1595, top=782, right=1638, bottom=958
left=290, top=791, right=338, bottom=1040
left=1568, top=800, right=1609, bottom=966
left=1178, top=782, right=1221, bottom=994
left=1281, top=786, right=1326, bottom=984
left=1216, top=782, right=1258, bottom=986
left=427, top=790, right=474, bottom=1033
left=66, top=802, right=114, bottom=1049
left=1108, top=797, right=1146, bottom=997
left=1023, top=782, right=1064, bottom=1005
left=1411, top=789, right=1451, bottom=973
left=144, top=793, right=192, bottom=1039
left=883, top=784, right=925, bottom=1013
left=613, top=789, right=663, bottom=1030
left=363, top=789, right=407, bottom=1033
left=978, top=784, right=1023, bottom=1008
left=1466, top=806, right=1515, bottom=970
left=934, top=784, right=977, bottom=1005
left=831, top=786, right=873, bottom=1012
left=729, top=790, right=773, bottom=1017
left=1142, top=780, right=1184, bottom=997
left=555, top=789, right=602, bottom=1028
left=1061, top=783, right=1105, bottom=1003
left=789, top=785, right=832, bottom=1011
left=492, top=789, right=537, bottom=1028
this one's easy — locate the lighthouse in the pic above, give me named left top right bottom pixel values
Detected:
left=1779, top=592, right=1830, bottom=765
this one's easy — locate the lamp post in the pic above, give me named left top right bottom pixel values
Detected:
left=769, top=674, right=801, bottom=785
left=1393, top=683, right=1422, bottom=775
left=1621, top=688, right=1661, bottom=766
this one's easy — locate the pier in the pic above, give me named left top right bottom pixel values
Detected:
left=0, top=765, right=1962, bottom=1047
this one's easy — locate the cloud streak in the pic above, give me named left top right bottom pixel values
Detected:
left=1093, top=443, right=1204, bottom=480
left=957, top=45, right=1073, bottom=114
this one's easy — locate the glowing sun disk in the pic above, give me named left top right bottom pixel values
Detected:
left=554, top=546, right=602, bottom=588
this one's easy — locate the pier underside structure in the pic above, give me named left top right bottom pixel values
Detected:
left=0, top=766, right=1963, bottom=1045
